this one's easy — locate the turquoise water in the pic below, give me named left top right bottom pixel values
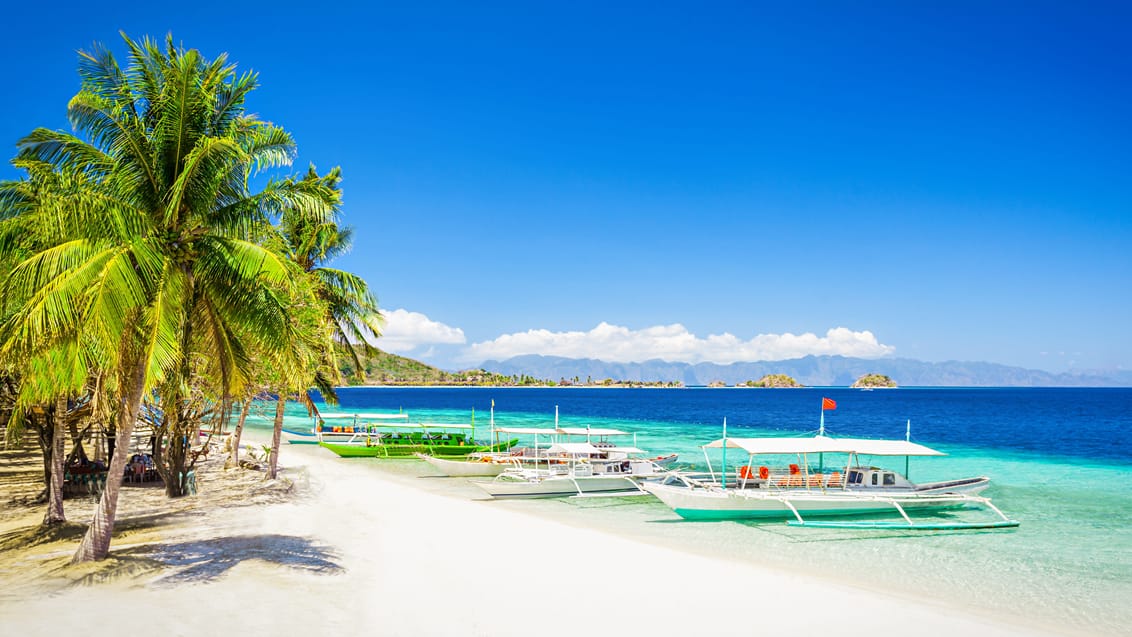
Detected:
left=244, top=388, right=1132, bottom=636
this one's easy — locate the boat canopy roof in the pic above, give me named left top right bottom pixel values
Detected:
left=417, top=423, right=473, bottom=430
left=556, top=427, right=629, bottom=436
left=322, top=412, right=408, bottom=420
left=546, top=442, right=603, bottom=455
left=493, top=426, right=561, bottom=435
left=703, top=435, right=945, bottom=457
left=490, top=426, right=631, bottom=436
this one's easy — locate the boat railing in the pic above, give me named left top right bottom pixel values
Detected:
left=661, top=468, right=852, bottom=492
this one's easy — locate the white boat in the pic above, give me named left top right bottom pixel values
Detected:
left=472, top=441, right=669, bottom=499
left=642, top=433, right=1019, bottom=530
left=307, top=412, right=409, bottom=443
left=415, top=452, right=515, bottom=477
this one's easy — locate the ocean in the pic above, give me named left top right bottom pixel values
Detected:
left=244, top=387, right=1132, bottom=636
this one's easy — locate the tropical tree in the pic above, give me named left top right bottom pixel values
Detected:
left=260, top=166, right=383, bottom=480
left=0, top=152, right=99, bottom=526
left=0, top=34, right=336, bottom=561
left=280, top=166, right=383, bottom=382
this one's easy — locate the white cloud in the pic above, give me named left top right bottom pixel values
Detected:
left=377, top=309, right=466, bottom=354
left=461, top=322, right=894, bottom=365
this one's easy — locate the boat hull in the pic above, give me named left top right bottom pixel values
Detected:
left=417, top=453, right=510, bottom=477
left=642, top=479, right=989, bottom=521
left=282, top=428, right=321, bottom=445
left=321, top=439, right=518, bottom=459
left=473, top=474, right=641, bottom=499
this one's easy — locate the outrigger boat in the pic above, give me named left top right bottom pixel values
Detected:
left=471, top=421, right=677, bottom=499
left=317, top=413, right=518, bottom=458
left=282, top=411, right=377, bottom=445
left=642, top=425, right=1019, bottom=530
left=418, top=404, right=677, bottom=480
left=416, top=452, right=516, bottom=477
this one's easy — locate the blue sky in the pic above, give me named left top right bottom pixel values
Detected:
left=2, top=1, right=1129, bottom=373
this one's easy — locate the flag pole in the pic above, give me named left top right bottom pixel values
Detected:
left=721, top=417, right=728, bottom=491
left=905, top=419, right=911, bottom=478
left=819, top=397, right=835, bottom=471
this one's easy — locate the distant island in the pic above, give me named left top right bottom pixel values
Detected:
left=739, top=374, right=803, bottom=388
left=477, top=354, right=1132, bottom=387
left=340, top=348, right=682, bottom=387
left=851, top=373, right=898, bottom=388
left=340, top=349, right=1132, bottom=388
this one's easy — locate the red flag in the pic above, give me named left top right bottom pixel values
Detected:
left=822, top=397, right=837, bottom=411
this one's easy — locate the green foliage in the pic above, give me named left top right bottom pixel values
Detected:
left=0, top=33, right=374, bottom=556
left=339, top=348, right=683, bottom=387
left=851, top=373, right=898, bottom=388
left=743, top=374, right=803, bottom=388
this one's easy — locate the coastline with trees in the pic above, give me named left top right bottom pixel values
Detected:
left=0, top=34, right=379, bottom=562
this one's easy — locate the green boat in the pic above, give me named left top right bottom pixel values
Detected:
left=315, top=417, right=517, bottom=458
left=320, top=437, right=518, bottom=458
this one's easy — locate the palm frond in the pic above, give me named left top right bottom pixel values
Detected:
left=15, top=129, right=114, bottom=178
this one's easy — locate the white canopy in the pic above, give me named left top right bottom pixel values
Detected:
left=546, top=442, right=603, bottom=455
left=703, top=435, right=944, bottom=457
left=600, top=446, right=646, bottom=454
left=418, top=423, right=473, bottom=430
left=557, top=427, right=629, bottom=436
left=493, top=426, right=560, bottom=435
left=324, top=412, right=408, bottom=421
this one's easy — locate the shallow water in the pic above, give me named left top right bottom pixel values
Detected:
left=245, top=387, right=1132, bottom=636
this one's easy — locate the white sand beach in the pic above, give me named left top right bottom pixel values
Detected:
left=1, top=436, right=1065, bottom=637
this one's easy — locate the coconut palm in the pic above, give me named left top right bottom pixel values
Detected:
left=0, top=155, right=98, bottom=525
left=280, top=166, right=383, bottom=382
left=255, top=167, right=383, bottom=480
left=0, top=34, right=335, bottom=561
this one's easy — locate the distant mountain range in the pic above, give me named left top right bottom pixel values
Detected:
left=476, top=355, right=1132, bottom=387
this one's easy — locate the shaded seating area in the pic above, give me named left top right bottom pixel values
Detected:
left=125, top=453, right=161, bottom=483
left=64, top=460, right=108, bottom=496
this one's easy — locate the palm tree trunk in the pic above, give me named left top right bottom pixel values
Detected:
left=268, top=394, right=284, bottom=479
left=72, top=353, right=147, bottom=563
left=227, top=397, right=252, bottom=469
left=43, top=398, right=66, bottom=525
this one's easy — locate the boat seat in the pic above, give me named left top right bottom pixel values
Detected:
left=827, top=471, right=843, bottom=488
left=807, top=473, right=824, bottom=487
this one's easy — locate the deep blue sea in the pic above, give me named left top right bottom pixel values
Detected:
left=246, top=387, right=1132, bottom=636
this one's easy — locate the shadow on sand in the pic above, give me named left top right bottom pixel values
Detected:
left=122, top=534, right=344, bottom=585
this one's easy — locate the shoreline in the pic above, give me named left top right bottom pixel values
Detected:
left=0, top=435, right=1072, bottom=636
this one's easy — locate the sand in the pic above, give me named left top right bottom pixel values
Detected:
left=0, top=435, right=1066, bottom=636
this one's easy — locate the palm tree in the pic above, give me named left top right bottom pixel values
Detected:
left=261, top=166, right=383, bottom=479
left=0, top=152, right=96, bottom=526
left=0, top=34, right=335, bottom=561
left=281, top=166, right=383, bottom=381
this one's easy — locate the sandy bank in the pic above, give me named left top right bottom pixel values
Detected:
left=1, top=436, right=1063, bottom=636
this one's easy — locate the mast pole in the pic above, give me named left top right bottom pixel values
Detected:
left=721, top=417, right=728, bottom=491
left=818, top=399, right=826, bottom=471
left=905, top=419, right=911, bottom=478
